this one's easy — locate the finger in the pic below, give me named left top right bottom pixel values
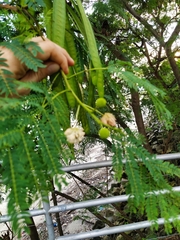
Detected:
left=0, top=47, right=27, bottom=79
left=32, top=37, right=74, bottom=64
left=20, top=62, right=60, bottom=83
left=31, top=37, right=74, bottom=74
left=14, top=62, right=60, bottom=96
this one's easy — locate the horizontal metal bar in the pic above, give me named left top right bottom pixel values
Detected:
left=0, top=215, right=11, bottom=223
left=0, top=209, right=46, bottom=223
left=2, top=186, right=180, bottom=224
left=49, top=186, right=180, bottom=214
left=29, top=208, right=46, bottom=217
left=55, top=215, right=180, bottom=240
left=62, top=152, right=180, bottom=172
left=62, top=160, right=112, bottom=172
left=49, top=195, right=128, bottom=214
left=156, top=152, right=180, bottom=160
left=2, top=187, right=179, bottom=223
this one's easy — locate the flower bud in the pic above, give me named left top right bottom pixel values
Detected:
left=100, top=113, right=116, bottom=127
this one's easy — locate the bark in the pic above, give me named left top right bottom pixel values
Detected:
left=131, top=89, right=153, bottom=153
left=165, top=21, right=180, bottom=87
left=165, top=46, right=180, bottom=87
left=143, top=42, right=169, bottom=89
left=51, top=180, right=64, bottom=236
left=0, top=4, right=18, bottom=12
left=116, top=115, right=129, bottom=129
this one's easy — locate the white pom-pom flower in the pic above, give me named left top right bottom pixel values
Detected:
left=64, top=126, right=85, bottom=144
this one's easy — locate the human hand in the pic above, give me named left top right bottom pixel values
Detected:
left=0, top=37, right=74, bottom=96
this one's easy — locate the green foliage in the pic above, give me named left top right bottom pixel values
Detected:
left=0, top=87, right=73, bottom=236
left=108, top=60, right=172, bottom=129
left=0, top=68, right=18, bottom=96
left=1, top=41, right=45, bottom=71
left=112, top=130, right=180, bottom=227
left=1, top=0, right=180, bottom=237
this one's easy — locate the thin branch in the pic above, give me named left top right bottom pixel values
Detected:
left=51, top=180, right=64, bottom=236
left=121, top=0, right=165, bottom=46
left=121, top=0, right=180, bottom=87
left=0, top=4, right=19, bottom=12
left=166, top=20, right=180, bottom=47
left=143, top=42, right=168, bottom=89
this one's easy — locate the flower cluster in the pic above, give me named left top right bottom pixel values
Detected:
left=100, top=113, right=116, bottom=127
left=64, top=126, right=85, bottom=144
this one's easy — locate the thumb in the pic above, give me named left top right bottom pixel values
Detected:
left=16, top=63, right=60, bottom=96
left=21, top=63, right=60, bottom=83
left=46, top=63, right=61, bottom=76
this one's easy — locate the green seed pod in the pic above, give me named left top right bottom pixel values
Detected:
left=95, top=97, right=107, bottom=108
left=98, top=127, right=110, bottom=139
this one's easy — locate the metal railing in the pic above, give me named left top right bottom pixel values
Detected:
left=1, top=152, right=180, bottom=240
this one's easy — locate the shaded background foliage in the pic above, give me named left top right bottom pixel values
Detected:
left=87, top=0, right=180, bottom=153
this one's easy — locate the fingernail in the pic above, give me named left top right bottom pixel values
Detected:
left=47, top=63, right=60, bottom=75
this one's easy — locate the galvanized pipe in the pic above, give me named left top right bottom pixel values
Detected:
left=0, top=209, right=46, bottom=223
left=49, top=186, right=180, bottom=214
left=62, top=152, right=180, bottom=173
left=28, top=208, right=46, bottom=217
left=156, top=152, right=180, bottom=160
left=49, top=194, right=129, bottom=213
left=42, top=198, right=55, bottom=240
left=55, top=216, right=180, bottom=240
left=62, top=160, right=112, bottom=172
left=0, top=214, right=11, bottom=223
left=1, top=187, right=179, bottom=224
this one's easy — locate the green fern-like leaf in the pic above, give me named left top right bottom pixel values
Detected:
left=2, top=150, right=31, bottom=237
left=24, top=41, right=44, bottom=57
left=125, top=148, right=145, bottom=207
left=51, top=92, right=70, bottom=130
left=0, top=41, right=45, bottom=71
left=25, top=0, right=45, bottom=9
left=111, top=129, right=180, bottom=231
left=108, top=61, right=172, bottom=129
left=0, top=52, right=8, bottom=67
left=0, top=81, right=73, bottom=234
left=0, top=69, right=18, bottom=96
left=111, top=133, right=124, bottom=181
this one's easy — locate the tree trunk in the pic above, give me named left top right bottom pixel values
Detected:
left=131, top=89, right=153, bottom=153
left=165, top=46, right=180, bottom=88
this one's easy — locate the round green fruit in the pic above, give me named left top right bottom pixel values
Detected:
left=98, top=127, right=110, bottom=139
left=95, top=97, right=107, bottom=108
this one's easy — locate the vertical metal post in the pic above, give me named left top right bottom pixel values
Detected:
left=43, top=197, right=55, bottom=240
